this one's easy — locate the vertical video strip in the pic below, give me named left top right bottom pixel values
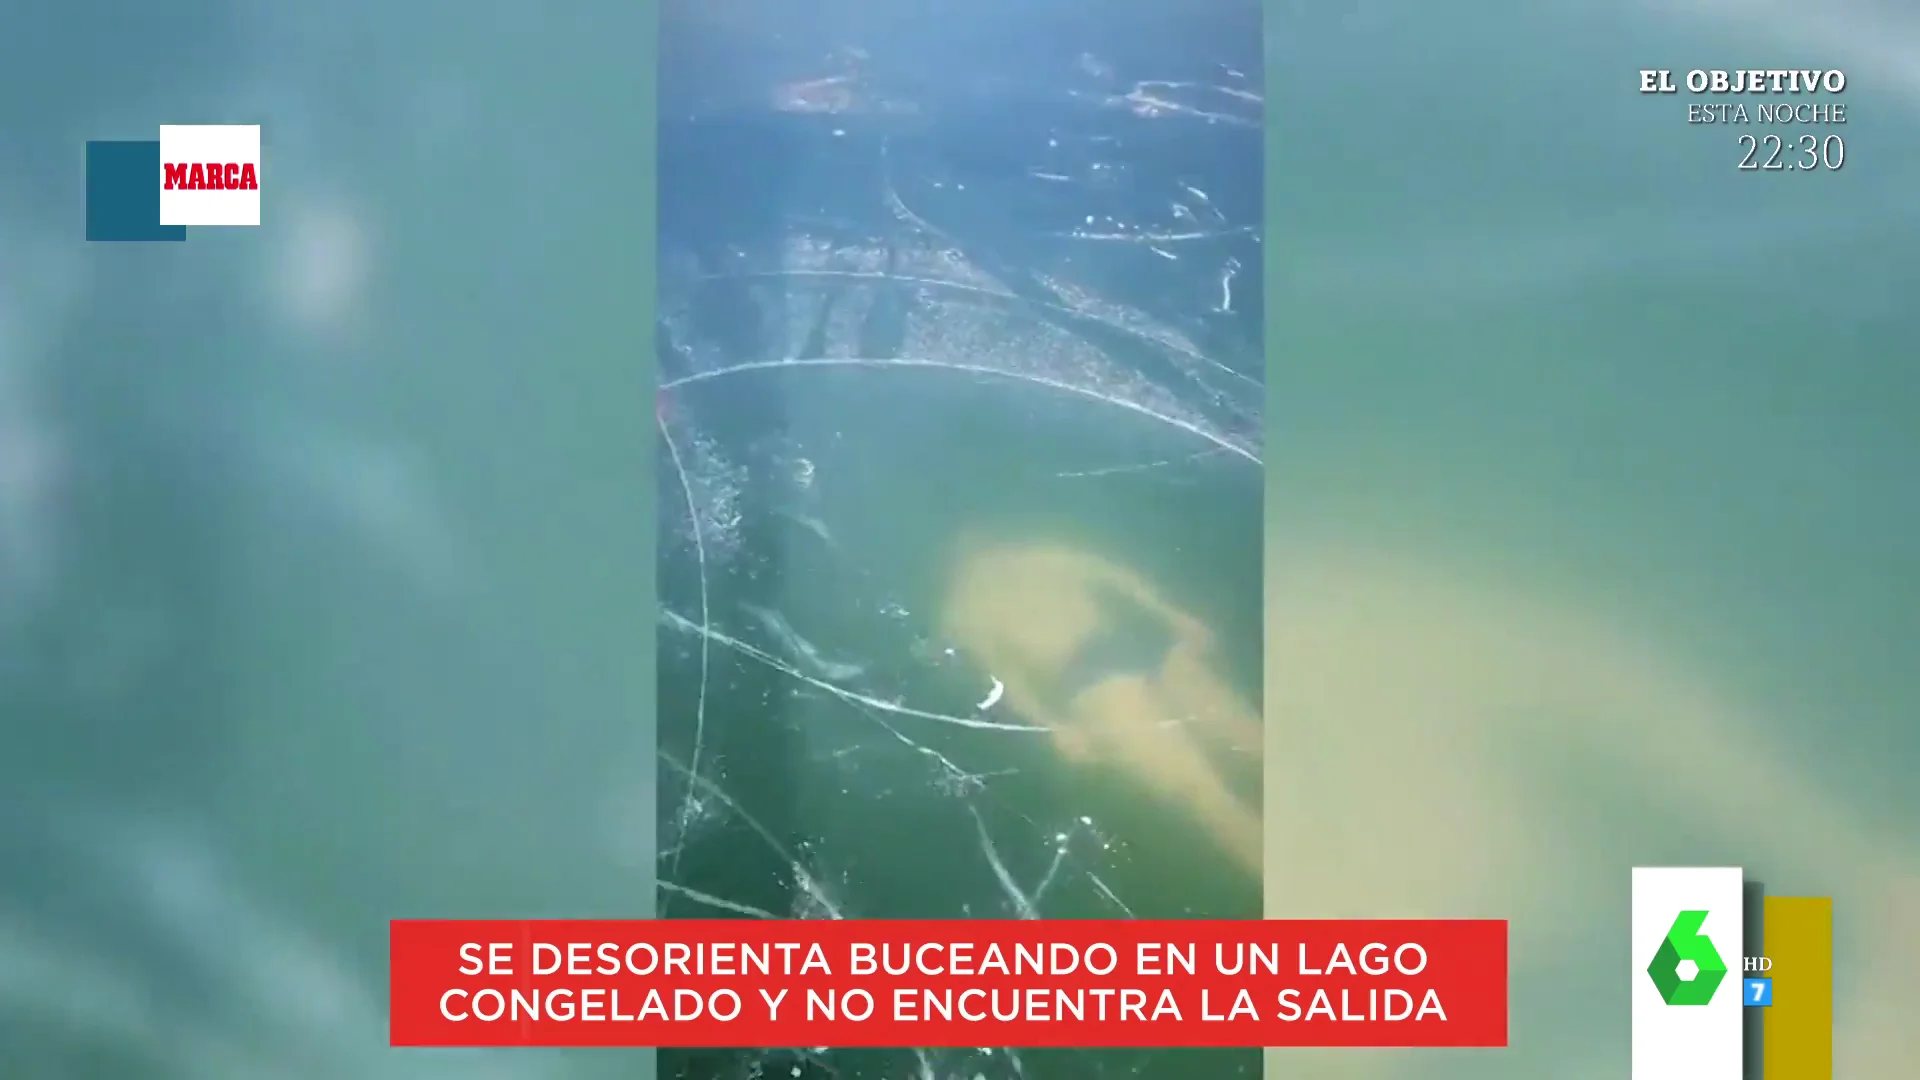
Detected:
left=656, top=2, right=1265, bottom=1077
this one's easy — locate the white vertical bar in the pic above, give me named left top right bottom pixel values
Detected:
left=1632, top=866, right=1745, bottom=1080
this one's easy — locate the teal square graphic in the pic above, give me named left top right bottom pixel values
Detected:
left=85, top=140, right=186, bottom=242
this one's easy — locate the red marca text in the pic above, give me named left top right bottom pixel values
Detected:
left=164, top=162, right=258, bottom=191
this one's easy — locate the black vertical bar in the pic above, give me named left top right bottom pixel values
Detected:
left=1744, top=879, right=1767, bottom=1080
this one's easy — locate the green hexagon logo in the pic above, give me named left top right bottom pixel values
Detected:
left=1647, top=910, right=1728, bottom=1005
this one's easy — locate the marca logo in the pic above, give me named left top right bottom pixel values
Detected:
left=158, top=125, right=261, bottom=227
left=85, top=124, right=262, bottom=242
left=163, top=161, right=259, bottom=192
left=1646, top=910, right=1729, bottom=1006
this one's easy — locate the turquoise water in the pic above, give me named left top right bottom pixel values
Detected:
left=10, top=3, right=1910, bottom=1079
left=2, top=4, right=656, bottom=1077
left=1268, top=4, right=1920, bottom=1077
left=655, top=17, right=1263, bottom=1079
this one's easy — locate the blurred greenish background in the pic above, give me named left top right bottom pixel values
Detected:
left=1, top=4, right=655, bottom=1077
left=1267, top=2, right=1918, bottom=1077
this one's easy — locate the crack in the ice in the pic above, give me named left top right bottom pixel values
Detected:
left=661, top=609, right=1050, bottom=733
left=658, top=413, right=713, bottom=915
left=660, top=358, right=1260, bottom=466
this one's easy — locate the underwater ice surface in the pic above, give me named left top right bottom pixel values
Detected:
left=655, top=20, right=1264, bottom=1080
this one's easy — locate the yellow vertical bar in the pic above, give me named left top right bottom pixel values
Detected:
left=1761, top=896, right=1832, bottom=1079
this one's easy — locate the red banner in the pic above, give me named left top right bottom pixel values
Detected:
left=390, top=918, right=1506, bottom=1048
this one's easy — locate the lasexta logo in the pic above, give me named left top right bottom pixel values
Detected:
left=1646, top=910, right=1728, bottom=1005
